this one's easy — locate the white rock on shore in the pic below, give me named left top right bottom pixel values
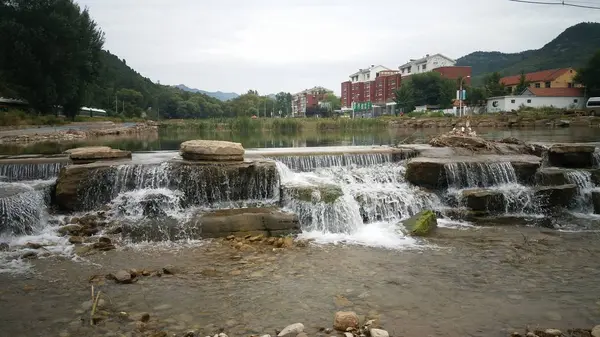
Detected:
left=278, top=323, right=304, bottom=337
left=369, top=328, right=389, bottom=337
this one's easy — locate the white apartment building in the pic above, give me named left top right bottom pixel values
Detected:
left=349, top=65, right=391, bottom=83
left=398, top=54, right=456, bottom=76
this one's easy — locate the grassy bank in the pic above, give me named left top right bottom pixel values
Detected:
left=0, top=109, right=145, bottom=127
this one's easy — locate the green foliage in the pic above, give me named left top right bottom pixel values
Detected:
left=394, top=72, right=455, bottom=112
left=457, top=22, right=600, bottom=82
left=575, top=49, right=600, bottom=97
left=323, top=93, right=342, bottom=111
left=465, top=86, right=487, bottom=106
left=275, top=92, right=293, bottom=116
left=0, top=109, right=67, bottom=126
left=482, top=72, right=506, bottom=97
left=513, top=71, right=530, bottom=95
left=0, top=0, right=104, bottom=118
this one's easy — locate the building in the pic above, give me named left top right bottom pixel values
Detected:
left=340, top=65, right=401, bottom=115
left=398, top=54, right=456, bottom=76
left=291, top=86, right=331, bottom=117
left=486, top=87, right=584, bottom=113
left=501, top=68, right=579, bottom=94
left=432, top=66, right=472, bottom=85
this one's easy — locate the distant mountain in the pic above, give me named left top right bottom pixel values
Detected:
left=175, top=84, right=239, bottom=101
left=457, top=22, right=600, bottom=82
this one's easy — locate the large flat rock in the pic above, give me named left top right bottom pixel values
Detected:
left=180, top=140, right=244, bottom=162
left=534, top=184, right=577, bottom=210
left=193, top=207, right=300, bottom=238
left=65, top=146, right=131, bottom=164
left=548, top=144, right=597, bottom=168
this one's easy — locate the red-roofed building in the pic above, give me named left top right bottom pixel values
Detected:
left=501, top=68, right=579, bottom=94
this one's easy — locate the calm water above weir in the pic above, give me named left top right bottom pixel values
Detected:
left=2, top=126, right=600, bottom=155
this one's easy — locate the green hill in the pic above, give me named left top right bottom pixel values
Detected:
left=457, top=22, right=600, bottom=83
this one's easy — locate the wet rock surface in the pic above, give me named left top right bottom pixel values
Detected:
left=535, top=184, right=578, bottom=210
left=462, top=188, right=506, bottom=214
left=180, top=140, right=245, bottom=162
left=65, top=146, right=132, bottom=164
left=401, top=210, right=438, bottom=236
left=548, top=144, right=596, bottom=168
left=196, top=208, right=301, bottom=238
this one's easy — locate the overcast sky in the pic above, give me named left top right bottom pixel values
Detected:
left=78, top=0, right=598, bottom=95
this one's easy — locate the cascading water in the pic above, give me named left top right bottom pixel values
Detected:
left=0, top=182, right=47, bottom=235
left=271, top=153, right=394, bottom=172
left=276, top=156, right=442, bottom=247
left=593, top=148, right=600, bottom=168
left=0, top=162, right=66, bottom=182
left=443, top=162, right=537, bottom=215
left=565, top=170, right=594, bottom=213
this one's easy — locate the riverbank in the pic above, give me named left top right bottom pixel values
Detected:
left=0, top=121, right=158, bottom=144
left=1, top=226, right=599, bottom=337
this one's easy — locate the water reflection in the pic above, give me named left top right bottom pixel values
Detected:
left=2, top=126, right=600, bottom=155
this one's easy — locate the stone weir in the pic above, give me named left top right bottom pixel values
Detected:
left=0, top=154, right=69, bottom=181
left=54, top=141, right=278, bottom=212
left=247, top=146, right=418, bottom=171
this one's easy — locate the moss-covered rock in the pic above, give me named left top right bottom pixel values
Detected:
left=283, top=184, right=343, bottom=204
left=401, top=210, right=438, bottom=237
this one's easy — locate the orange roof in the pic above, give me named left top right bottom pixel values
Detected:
left=526, top=87, right=584, bottom=97
left=501, top=68, right=573, bottom=86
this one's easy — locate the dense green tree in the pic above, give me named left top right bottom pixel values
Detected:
left=323, top=93, right=341, bottom=111
left=275, top=92, right=292, bottom=116
left=575, top=49, right=600, bottom=97
left=394, top=72, right=455, bottom=112
left=512, top=71, right=530, bottom=95
left=465, top=86, right=487, bottom=107
left=482, top=72, right=506, bottom=97
left=0, top=0, right=104, bottom=118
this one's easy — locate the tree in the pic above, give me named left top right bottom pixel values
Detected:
left=513, top=71, right=530, bottom=95
left=575, top=49, right=600, bottom=97
left=465, top=86, right=487, bottom=107
left=482, top=72, right=506, bottom=97
left=0, top=0, right=105, bottom=117
left=394, top=72, right=455, bottom=113
left=323, top=93, right=341, bottom=111
left=275, top=92, right=292, bottom=116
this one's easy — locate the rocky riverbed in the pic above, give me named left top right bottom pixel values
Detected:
left=2, top=225, right=600, bottom=337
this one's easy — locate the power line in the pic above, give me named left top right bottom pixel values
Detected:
left=509, top=0, right=600, bottom=9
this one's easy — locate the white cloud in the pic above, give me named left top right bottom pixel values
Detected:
left=77, top=0, right=599, bottom=95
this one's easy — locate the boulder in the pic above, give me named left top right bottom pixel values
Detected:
left=54, top=163, right=114, bottom=211
left=277, top=323, right=304, bottom=337
left=111, top=270, right=133, bottom=284
left=194, top=208, right=301, bottom=238
left=512, top=161, right=541, bottom=185
left=548, top=144, right=596, bottom=168
left=333, top=311, right=359, bottom=332
left=180, top=140, right=244, bottom=162
left=461, top=189, right=506, bottom=214
left=65, top=146, right=131, bottom=164
left=593, top=191, right=600, bottom=214
left=535, top=184, right=577, bottom=210
left=401, top=210, right=438, bottom=236
left=405, top=158, right=446, bottom=189
left=282, top=184, right=343, bottom=204
left=535, top=168, right=571, bottom=186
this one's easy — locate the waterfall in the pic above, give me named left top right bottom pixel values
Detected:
left=0, top=182, right=46, bottom=235
left=444, top=162, right=518, bottom=188
left=0, top=162, right=66, bottom=182
left=565, top=170, right=594, bottom=212
left=270, top=153, right=394, bottom=172
left=277, top=160, right=441, bottom=236
left=593, top=148, right=600, bottom=168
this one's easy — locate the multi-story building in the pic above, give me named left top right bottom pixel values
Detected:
left=398, top=54, right=456, bottom=76
left=501, top=68, right=579, bottom=94
left=340, top=65, right=401, bottom=111
left=291, top=86, right=331, bottom=116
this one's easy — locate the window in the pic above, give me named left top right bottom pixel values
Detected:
left=574, top=99, right=578, bottom=103
left=422, top=64, right=427, bottom=71
left=535, top=83, right=541, bottom=88
left=511, top=99, right=516, bottom=104
left=408, top=66, right=412, bottom=73
left=527, top=99, right=532, bottom=103
left=568, top=82, right=573, bottom=88
left=545, top=82, right=551, bottom=88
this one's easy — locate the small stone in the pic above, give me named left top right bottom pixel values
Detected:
left=324, top=328, right=333, bottom=334
left=226, top=235, right=235, bottom=240
left=98, top=237, right=112, bottom=244
left=0, top=242, right=9, bottom=251
left=112, top=270, right=133, bottom=284
left=162, top=265, right=180, bottom=275
left=278, top=323, right=304, bottom=337
left=225, top=319, right=237, bottom=328
left=526, top=333, right=538, bottom=337
left=248, top=234, right=264, bottom=242
left=22, top=251, right=37, bottom=259
left=369, top=329, right=389, bottom=337
left=344, top=333, right=353, bottom=337
left=333, top=311, right=359, bottom=332
left=544, top=329, right=562, bottom=336
left=25, top=242, right=43, bottom=249
left=69, top=236, right=84, bottom=244
left=57, top=224, right=82, bottom=236
left=183, top=332, right=197, bottom=337
left=218, top=333, right=228, bottom=337
left=592, top=325, right=600, bottom=337
left=282, top=237, right=294, bottom=248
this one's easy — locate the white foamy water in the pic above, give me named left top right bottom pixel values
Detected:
left=276, top=160, right=443, bottom=248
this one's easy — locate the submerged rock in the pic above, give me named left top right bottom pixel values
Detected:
left=405, top=158, right=447, bottom=189
left=111, top=270, right=133, bottom=284
left=180, top=140, right=245, bottom=162
left=333, top=311, right=359, bottom=332
left=283, top=184, right=343, bottom=204
left=548, top=144, right=596, bottom=168
left=401, top=210, right=438, bottom=236
left=535, top=184, right=577, bottom=210
left=65, top=146, right=131, bottom=164
left=278, top=323, right=304, bottom=337
left=195, top=207, right=300, bottom=238
left=462, top=189, right=506, bottom=214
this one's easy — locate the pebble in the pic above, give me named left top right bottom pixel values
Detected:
left=592, top=325, right=600, bottom=337
left=344, top=333, right=353, bottom=337
left=278, top=323, right=304, bottom=337
left=21, top=251, right=37, bottom=259
left=544, top=329, right=562, bottom=336
left=112, top=270, right=132, bottom=284
left=0, top=242, right=9, bottom=251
